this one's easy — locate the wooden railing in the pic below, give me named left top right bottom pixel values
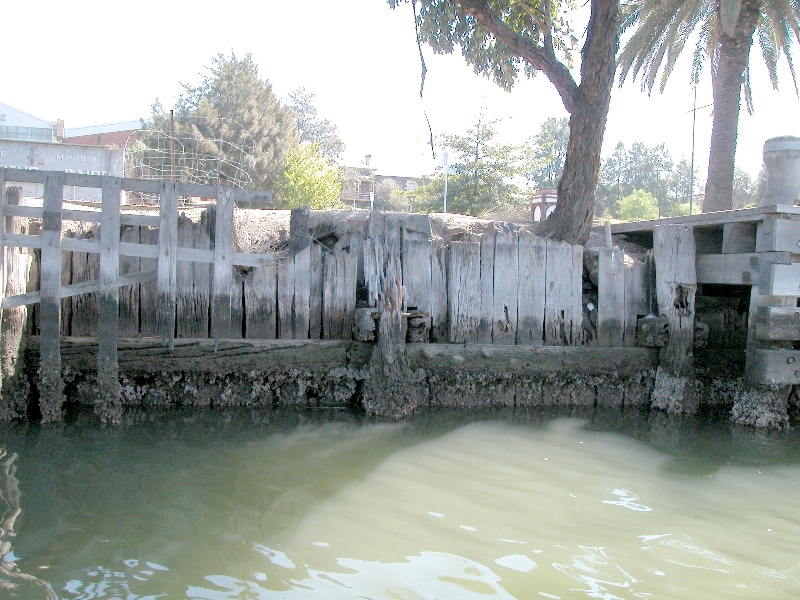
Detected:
left=0, top=168, right=281, bottom=421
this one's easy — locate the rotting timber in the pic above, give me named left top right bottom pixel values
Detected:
left=0, top=167, right=798, bottom=426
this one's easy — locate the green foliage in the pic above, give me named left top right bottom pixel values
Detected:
left=411, top=113, right=524, bottom=216
left=286, top=87, right=346, bottom=160
left=390, top=0, right=578, bottom=92
left=145, top=52, right=298, bottom=190
left=374, top=179, right=410, bottom=211
left=617, top=189, right=660, bottom=221
left=597, top=141, right=687, bottom=218
left=620, top=0, right=800, bottom=100
left=522, top=117, right=569, bottom=188
left=275, top=144, right=342, bottom=210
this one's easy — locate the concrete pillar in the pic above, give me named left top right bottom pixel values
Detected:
left=760, top=136, right=800, bottom=206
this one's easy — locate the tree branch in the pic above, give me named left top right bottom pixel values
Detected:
left=457, top=0, right=580, bottom=114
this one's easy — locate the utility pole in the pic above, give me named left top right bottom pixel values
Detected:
left=442, top=151, right=449, bottom=213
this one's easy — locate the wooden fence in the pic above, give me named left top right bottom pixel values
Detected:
left=1, top=168, right=613, bottom=421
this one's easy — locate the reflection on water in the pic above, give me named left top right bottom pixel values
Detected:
left=1, top=407, right=800, bottom=599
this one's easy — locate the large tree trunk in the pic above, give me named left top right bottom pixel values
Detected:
left=537, top=0, right=620, bottom=244
left=703, top=0, right=761, bottom=213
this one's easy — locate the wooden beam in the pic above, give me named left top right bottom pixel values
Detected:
left=695, top=252, right=791, bottom=286
left=755, top=306, right=800, bottom=340
left=211, top=186, right=236, bottom=339
left=762, top=263, right=800, bottom=297
left=749, top=350, right=800, bottom=385
left=721, top=222, right=756, bottom=253
left=756, top=218, right=800, bottom=253
left=97, top=176, right=121, bottom=422
left=156, top=181, right=178, bottom=347
left=407, top=344, right=659, bottom=376
left=39, top=172, right=65, bottom=422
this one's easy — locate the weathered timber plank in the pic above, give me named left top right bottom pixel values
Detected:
left=118, top=225, right=140, bottom=336
left=545, top=241, right=583, bottom=346
left=211, top=187, right=235, bottom=339
left=408, top=344, right=659, bottom=376
left=193, top=215, right=212, bottom=337
left=309, top=243, right=323, bottom=339
left=722, top=222, right=757, bottom=254
left=39, top=172, right=65, bottom=421
left=139, top=225, right=159, bottom=336
left=478, top=229, right=495, bottom=343
left=28, top=337, right=373, bottom=373
left=696, top=253, right=760, bottom=285
left=749, top=349, right=800, bottom=385
left=763, top=263, right=800, bottom=296
left=597, top=248, right=626, bottom=347
left=70, top=224, right=100, bottom=336
left=517, top=234, right=546, bottom=345
left=756, top=218, right=800, bottom=253
left=288, top=206, right=311, bottom=253
left=243, top=262, right=277, bottom=339
left=156, top=181, right=178, bottom=345
left=654, top=224, right=697, bottom=375
left=277, top=254, right=295, bottom=339
left=492, top=233, right=518, bottom=344
left=401, top=229, right=433, bottom=316
left=363, top=237, right=379, bottom=309
left=624, top=255, right=648, bottom=347
left=430, top=241, right=448, bottom=342
left=448, top=241, right=481, bottom=343
left=322, top=249, right=357, bottom=340
left=293, top=246, right=311, bottom=339
left=97, top=176, right=121, bottom=420
left=755, top=306, right=800, bottom=340
left=1, top=185, right=33, bottom=419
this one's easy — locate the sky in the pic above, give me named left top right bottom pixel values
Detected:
left=5, top=0, right=799, bottom=184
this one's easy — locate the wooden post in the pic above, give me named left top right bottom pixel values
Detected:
left=39, top=172, right=65, bottom=422
left=97, top=176, right=122, bottom=423
left=448, top=241, right=481, bottom=343
left=1, top=185, right=33, bottom=420
left=492, top=233, right=518, bottom=344
left=0, top=171, right=6, bottom=401
left=288, top=206, right=311, bottom=253
left=597, top=248, right=626, bottom=347
left=651, top=224, right=697, bottom=414
left=362, top=212, right=421, bottom=417
left=211, top=186, right=235, bottom=340
left=516, top=234, right=546, bottom=345
left=156, top=181, right=178, bottom=347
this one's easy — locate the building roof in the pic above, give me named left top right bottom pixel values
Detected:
left=0, top=101, right=53, bottom=127
left=64, top=120, right=144, bottom=137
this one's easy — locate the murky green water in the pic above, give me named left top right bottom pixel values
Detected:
left=1, top=406, right=800, bottom=599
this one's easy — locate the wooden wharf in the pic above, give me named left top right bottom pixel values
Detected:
left=0, top=167, right=797, bottom=425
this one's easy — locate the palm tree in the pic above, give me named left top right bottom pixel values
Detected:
left=618, top=0, right=800, bottom=212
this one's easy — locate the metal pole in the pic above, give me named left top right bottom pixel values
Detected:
left=170, top=110, right=176, bottom=182
left=442, top=151, right=449, bottom=213
left=689, top=82, right=697, bottom=215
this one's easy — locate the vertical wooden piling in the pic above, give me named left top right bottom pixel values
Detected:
left=492, top=233, right=519, bottom=344
left=362, top=212, right=421, bottom=417
left=156, top=181, right=178, bottom=347
left=1, top=185, right=33, bottom=420
left=277, top=254, right=295, bottom=339
left=651, top=224, right=697, bottom=414
left=597, top=248, right=626, bottom=347
left=211, top=186, right=235, bottom=340
left=97, top=176, right=122, bottom=423
left=478, top=229, right=496, bottom=343
left=430, top=241, right=449, bottom=342
left=516, top=234, right=546, bottom=345
left=448, top=241, right=481, bottom=343
left=545, top=241, right=583, bottom=346
left=39, top=172, right=65, bottom=422
left=0, top=172, right=6, bottom=401
left=309, top=243, right=323, bottom=339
